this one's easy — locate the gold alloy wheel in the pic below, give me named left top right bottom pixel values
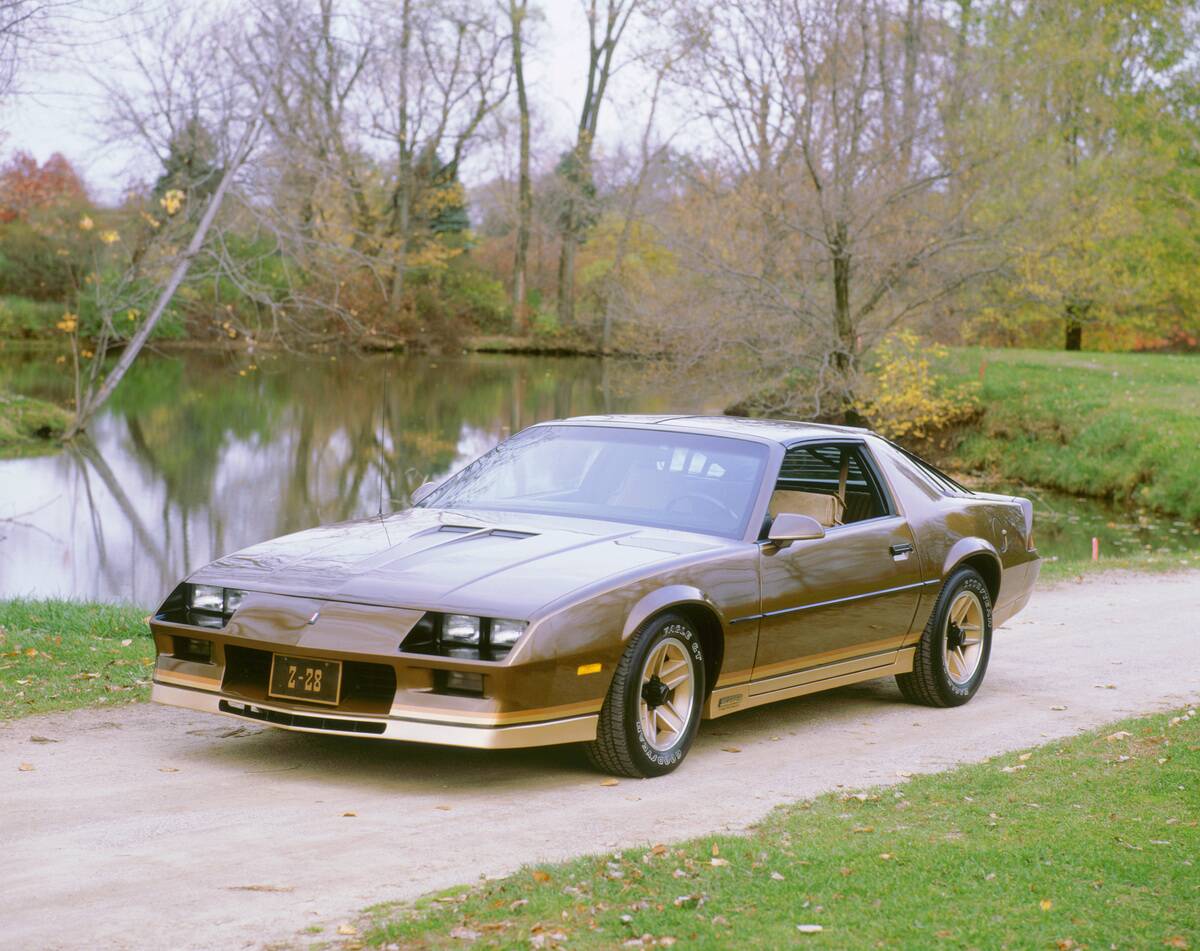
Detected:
left=638, top=633, right=695, bottom=752
left=943, top=589, right=985, bottom=685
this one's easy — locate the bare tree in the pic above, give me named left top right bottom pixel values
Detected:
left=654, top=0, right=998, bottom=416
left=65, top=8, right=300, bottom=438
left=554, top=0, right=640, bottom=329
left=0, top=0, right=60, bottom=97
left=367, top=0, right=511, bottom=311
left=506, top=0, right=532, bottom=332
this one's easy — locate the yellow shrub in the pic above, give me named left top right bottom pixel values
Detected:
left=855, top=331, right=979, bottom=440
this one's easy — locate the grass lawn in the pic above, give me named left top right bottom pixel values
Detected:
left=361, top=709, right=1199, bottom=950
left=939, top=348, right=1200, bottom=522
left=0, top=599, right=153, bottom=718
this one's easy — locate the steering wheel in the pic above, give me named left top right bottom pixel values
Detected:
left=666, top=492, right=740, bottom=522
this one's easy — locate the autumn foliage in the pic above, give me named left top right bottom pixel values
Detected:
left=0, top=152, right=88, bottom=223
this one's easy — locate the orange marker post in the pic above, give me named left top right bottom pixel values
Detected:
left=1092, top=537, right=1099, bottom=561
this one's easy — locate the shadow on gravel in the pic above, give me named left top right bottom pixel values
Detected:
left=180, top=677, right=913, bottom=794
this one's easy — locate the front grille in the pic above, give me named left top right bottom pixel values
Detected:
left=222, top=645, right=397, bottom=714
left=219, top=700, right=386, bottom=735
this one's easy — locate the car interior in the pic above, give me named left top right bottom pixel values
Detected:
left=762, top=443, right=889, bottom=538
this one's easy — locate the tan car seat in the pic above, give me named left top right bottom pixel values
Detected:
left=767, top=489, right=845, bottom=527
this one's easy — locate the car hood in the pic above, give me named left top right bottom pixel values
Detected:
left=189, top=507, right=725, bottom=618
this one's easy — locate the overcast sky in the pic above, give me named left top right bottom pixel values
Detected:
left=0, top=0, right=660, bottom=202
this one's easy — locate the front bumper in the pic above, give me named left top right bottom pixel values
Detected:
left=151, top=681, right=598, bottom=749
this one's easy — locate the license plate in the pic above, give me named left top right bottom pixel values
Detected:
left=268, top=654, right=342, bottom=706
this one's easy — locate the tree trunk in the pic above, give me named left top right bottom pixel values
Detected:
left=510, top=0, right=531, bottom=333
left=1064, top=319, right=1083, bottom=350
left=388, top=0, right=413, bottom=317
left=831, top=225, right=856, bottom=372
left=556, top=228, right=576, bottom=328
left=899, top=0, right=923, bottom=173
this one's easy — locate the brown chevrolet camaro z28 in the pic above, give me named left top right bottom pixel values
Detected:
left=151, top=416, right=1041, bottom=777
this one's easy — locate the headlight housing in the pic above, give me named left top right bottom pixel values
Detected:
left=400, top=614, right=526, bottom=661
left=443, top=614, right=482, bottom=645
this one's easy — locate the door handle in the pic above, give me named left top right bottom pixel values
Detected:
left=889, top=542, right=914, bottom=558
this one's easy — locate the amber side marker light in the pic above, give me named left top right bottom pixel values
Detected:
left=577, top=663, right=602, bottom=676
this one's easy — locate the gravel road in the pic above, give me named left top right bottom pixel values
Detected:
left=3, top=571, right=1198, bottom=951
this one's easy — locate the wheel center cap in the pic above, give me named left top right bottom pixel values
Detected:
left=642, top=677, right=672, bottom=708
left=947, top=623, right=963, bottom=650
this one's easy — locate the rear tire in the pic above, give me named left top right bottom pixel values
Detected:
left=586, top=612, right=706, bottom=778
left=896, top=567, right=992, bottom=707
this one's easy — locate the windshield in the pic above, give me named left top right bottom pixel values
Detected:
left=419, top=425, right=769, bottom=538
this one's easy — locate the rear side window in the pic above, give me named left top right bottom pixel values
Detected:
left=775, top=443, right=890, bottom=525
left=883, top=441, right=973, bottom=496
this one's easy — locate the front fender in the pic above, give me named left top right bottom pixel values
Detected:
left=621, top=585, right=725, bottom=641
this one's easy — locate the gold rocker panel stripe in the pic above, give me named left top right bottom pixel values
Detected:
left=704, top=647, right=916, bottom=719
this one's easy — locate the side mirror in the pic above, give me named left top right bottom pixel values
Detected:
left=768, top=513, right=826, bottom=546
left=410, top=481, right=438, bottom=505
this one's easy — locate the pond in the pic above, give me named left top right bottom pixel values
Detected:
left=2, top=348, right=1197, bottom=605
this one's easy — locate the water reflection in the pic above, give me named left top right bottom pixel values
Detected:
left=0, top=350, right=724, bottom=604
left=2, top=349, right=1197, bottom=605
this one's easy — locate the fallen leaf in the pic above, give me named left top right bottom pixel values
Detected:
left=18, top=762, right=34, bottom=772
left=1163, top=936, right=1189, bottom=949
left=532, top=870, right=551, bottom=883
left=158, top=767, right=179, bottom=773
left=449, top=926, right=481, bottom=940
left=1040, top=899, right=1053, bottom=912
left=1051, top=705, right=1067, bottom=711
left=436, top=805, right=452, bottom=811
left=651, top=844, right=668, bottom=856
left=120, top=638, right=133, bottom=647
left=342, top=811, right=357, bottom=817
left=1018, top=752, right=1032, bottom=762
left=1107, top=731, right=1132, bottom=741
left=797, top=924, right=824, bottom=934
left=896, top=770, right=913, bottom=778
left=770, top=871, right=785, bottom=881
left=336, top=924, right=357, bottom=935
left=600, top=778, right=620, bottom=787
left=1093, top=683, right=1117, bottom=690
left=852, top=826, right=875, bottom=834
left=29, top=735, right=59, bottom=744
left=711, top=843, right=719, bottom=856
left=879, top=853, right=894, bottom=861
left=720, top=746, right=741, bottom=753
left=710, top=857, right=729, bottom=867
left=509, top=898, right=529, bottom=910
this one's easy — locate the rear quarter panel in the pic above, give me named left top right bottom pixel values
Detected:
left=870, top=439, right=1040, bottom=630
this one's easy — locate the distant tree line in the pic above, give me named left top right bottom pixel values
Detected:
left=0, top=0, right=1197, bottom=428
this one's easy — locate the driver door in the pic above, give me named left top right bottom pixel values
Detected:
left=750, top=442, right=924, bottom=685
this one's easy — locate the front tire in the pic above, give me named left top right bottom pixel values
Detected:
left=896, top=567, right=992, bottom=707
left=586, top=612, right=706, bottom=778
